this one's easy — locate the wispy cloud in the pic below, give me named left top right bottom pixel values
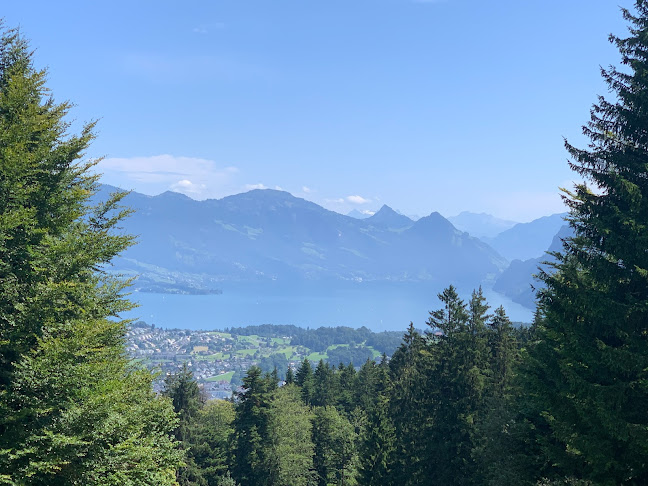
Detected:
left=97, top=154, right=238, bottom=199
left=302, top=186, right=313, bottom=194
left=325, top=198, right=346, bottom=204
left=245, top=183, right=267, bottom=190
left=346, top=195, right=371, bottom=205
left=192, top=22, right=225, bottom=35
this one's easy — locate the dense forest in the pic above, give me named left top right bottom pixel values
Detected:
left=3, top=1, right=648, bottom=484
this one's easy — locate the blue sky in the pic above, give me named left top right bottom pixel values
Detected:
left=4, top=0, right=630, bottom=221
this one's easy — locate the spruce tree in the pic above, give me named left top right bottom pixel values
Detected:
left=311, top=405, right=358, bottom=486
left=424, top=286, right=489, bottom=485
left=163, top=364, right=206, bottom=485
left=266, top=385, right=315, bottom=486
left=523, top=2, right=648, bottom=483
left=0, top=26, right=181, bottom=484
left=387, top=323, right=427, bottom=485
left=231, top=366, right=273, bottom=486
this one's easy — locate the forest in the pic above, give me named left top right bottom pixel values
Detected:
left=2, top=1, right=648, bottom=485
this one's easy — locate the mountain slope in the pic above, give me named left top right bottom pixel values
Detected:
left=96, top=186, right=508, bottom=293
left=483, top=213, right=567, bottom=261
left=448, top=211, right=518, bottom=239
left=493, top=225, right=573, bottom=308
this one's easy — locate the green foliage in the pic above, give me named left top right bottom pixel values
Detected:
left=422, top=286, right=490, bottom=485
left=0, top=25, right=181, bottom=484
left=356, top=397, right=394, bottom=486
left=266, top=385, right=315, bottom=486
left=231, top=366, right=274, bottom=486
left=190, top=401, right=235, bottom=484
left=387, top=323, right=427, bottom=485
left=520, top=2, right=648, bottom=484
left=312, top=406, right=357, bottom=486
left=216, top=472, right=239, bottom=486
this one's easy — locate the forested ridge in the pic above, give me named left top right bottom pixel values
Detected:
left=3, top=1, right=648, bottom=484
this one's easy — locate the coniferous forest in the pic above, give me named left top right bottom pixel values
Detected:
left=3, top=1, right=648, bottom=485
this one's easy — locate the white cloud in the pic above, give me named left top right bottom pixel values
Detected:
left=245, top=183, right=267, bottom=190
left=325, top=198, right=346, bottom=204
left=346, top=195, right=371, bottom=205
left=302, top=186, right=313, bottom=193
left=170, top=179, right=207, bottom=196
left=192, top=22, right=225, bottom=34
left=274, top=185, right=284, bottom=191
left=360, top=210, right=376, bottom=216
left=97, top=154, right=238, bottom=199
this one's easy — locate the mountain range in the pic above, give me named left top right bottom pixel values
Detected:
left=96, top=185, right=570, bottom=314
left=97, top=185, right=507, bottom=294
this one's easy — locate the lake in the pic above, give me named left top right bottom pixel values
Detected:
left=125, top=282, right=534, bottom=332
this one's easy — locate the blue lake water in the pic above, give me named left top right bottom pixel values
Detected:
left=125, top=282, right=534, bottom=332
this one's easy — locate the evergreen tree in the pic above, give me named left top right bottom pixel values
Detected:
left=312, top=359, right=337, bottom=407
left=164, top=363, right=204, bottom=438
left=190, top=400, right=235, bottom=486
left=387, top=323, right=427, bottom=485
left=231, top=366, right=273, bottom=486
left=285, top=366, right=295, bottom=385
left=423, top=286, right=489, bottom=485
left=163, top=364, right=207, bottom=485
left=337, top=362, right=357, bottom=416
left=357, top=396, right=395, bottom=486
left=0, top=26, right=181, bottom=484
left=522, top=2, right=648, bottom=483
left=296, top=358, right=314, bottom=405
left=312, top=406, right=358, bottom=486
left=266, top=385, right=315, bottom=486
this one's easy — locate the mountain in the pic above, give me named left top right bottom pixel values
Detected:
left=493, top=224, right=573, bottom=308
left=95, top=186, right=508, bottom=294
left=483, top=213, right=568, bottom=261
left=347, top=209, right=373, bottom=219
left=365, top=205, right=413, bottom=230
left=448, top=211, right=518, bottom=239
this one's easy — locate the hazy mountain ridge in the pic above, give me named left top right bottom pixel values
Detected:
left=448, top=211, right=518, bottom=239
left=483, top=212, right=568, bottom=261
left=493, top=225, right=574, bottom=308
left=97, top=185, right=508, bottom=293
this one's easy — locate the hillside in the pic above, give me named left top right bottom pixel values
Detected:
left=97, top=185, right=509, bottom=294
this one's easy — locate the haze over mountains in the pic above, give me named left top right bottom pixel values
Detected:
left=97, top=185, right=569, bottom=324
left=448, top=212, right=518, bottom=239
left=99, top=185, right=507, bottom=291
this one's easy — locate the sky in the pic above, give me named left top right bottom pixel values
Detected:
left=3, top=0, right=631, bottom=222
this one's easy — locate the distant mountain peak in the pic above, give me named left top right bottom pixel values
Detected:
left=159, top=190, right=192, bottom=200
left=367, top=205, right=413, bottom=228
left=347, top=209, right=374, bottom=219
left=448, top=211, right=518, bottom=239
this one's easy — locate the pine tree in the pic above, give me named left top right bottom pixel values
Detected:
left=285, top=366, right=295, bottom=385
left=357, top=396, right=395, bottom=486
left=0, top=26, right=181, bottom=484
left=312, top=359, right=337, bottom=407
left=231, top=366, right=273, bottom=486
left=190, top=401, right=235, bottom=486
left=295, top=358, right=314, bottom=405
left=423, top=286, right=489, bottom=485
left=523, top=2, right=648, bottom=483
left=266, top=385, right=315, bottom=486
left=163, top=364, right=206, bottom=485
left=387, top=323, right=427, bottom=485
left=312, top=405, right=358, bottom=486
